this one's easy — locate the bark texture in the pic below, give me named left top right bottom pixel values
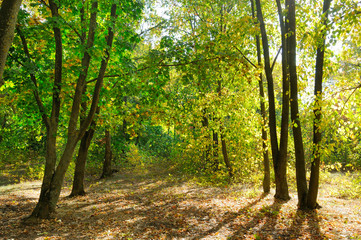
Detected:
left=70, top=128, right=95, bottom=196
left=0, top=0, right=23, bottom=82
left=275, top=0, right=290, bottom=201
left=287, top=0, right=308, bottom=209
left=217, top=79, right=232, bottom=178
left=27, top=0, right=64, bottom=219
left=255, top=0, right=278, bottom=170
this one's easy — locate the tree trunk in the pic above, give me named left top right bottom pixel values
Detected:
left=255, top=0, right=290, bottom=200
left=273, top=0, right=291, bottom=201
left=201, top=110, right=211, bottom=166
left=30, top=137, right=79, bottom=218
left=255, top=0, right=278, bottom=171
left=70, top=128, right=95, bottom=196
left=101, top=130, right=113, bottom=178
left=287, top=0, right=308, bottom=209
left=216, top=78, right=232, bottom=177
left=70, top=103, right=99, bottom=197
left=220, top=132, right=233, bottom=178
left=0, top=0, right=23, bottom=82
left=26, top=0, right=63, bottom=221
left=17, top=19, right=62, bottom=219
left=41, top=126, right=58, bottom=195
left=251, top=0, right=270, bottom=193
left=29, top=126, right=58, bottom=219
left=307, top=0, right=332, bottom=210
left=260, top=116, right=271, bottom=193
left=212, top=129, right=219, bottom=170
left=70, top=39, right=99, bottom=197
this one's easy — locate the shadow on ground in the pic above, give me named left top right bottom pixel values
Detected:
left=1, top=169, right=359, bottom=239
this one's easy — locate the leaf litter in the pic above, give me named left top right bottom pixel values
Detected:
left=0, top=170, right=360, bottom=239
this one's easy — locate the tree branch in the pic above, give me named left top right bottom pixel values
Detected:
left=271, top=46, right=282, bottom=73
left=16, top=26, right=50, bottom=129
left=67, top=0, right=98, bottom=137
left=48, top=0, right=63, bottom=129
left=78, top=3, right=117, bottom=141
left=232, top=44, right=257, bottom=68
left=87, top=56, right=223, bottom=85
left=139, top=20, right=167, bottom=37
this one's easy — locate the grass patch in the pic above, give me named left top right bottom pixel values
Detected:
left=321, top=171, right=361, bottom=199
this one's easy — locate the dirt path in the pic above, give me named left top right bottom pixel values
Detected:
left=1, top=169, right=361, bottom=239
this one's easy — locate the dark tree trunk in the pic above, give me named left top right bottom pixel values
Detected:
left=255, top=0, right=278, bottom=170
left=250, top=0, right=270, bottom=193
left=255, top=0, right=290, bottom=200
left=201, top=110, right=211, bottom=165
left=41, top=126, right=58, bottom=195
left=220, top=132, right=233, bottom=178
left=70, top=101, right=99, bottom=196
left=274, top=0, right=291, bottom=201
left=216, top=79, right=232, bottom=177
left=101, top=130, right=113, bottom=178
left=16, top=8, right=60, bottom=219
left=27, top=0, right=64, bottom=220
left=307, top=0, right=332, bottom=210
left=260, top=111, right=271, bottom=193
left=33, top=138, right=79, bottom=218
left=70, top=127, right=95, bottom=196
left=212, top=129, right=219, bottom=170
left=0, top=0, right=22, bottom=82
left=287, top=0, right=308, bottom=209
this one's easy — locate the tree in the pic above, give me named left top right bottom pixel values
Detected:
left=159, top=0, right=242, bottom=178
left=307, top=0, right=332, bottom=209
left=275, top=0, right=292, bottom=201
left=286, top=0, right=308, bottom=208
left=0, top=0, right=23, bottom=82
left=249, top=0, right=270, bottom=193
left=255, top=0, right=290, bottom=200
left=17, top=0, right=143, bottom=220
left=27, top=0, right=115, bottom=220
left=70, top=114, right=97, bottom=197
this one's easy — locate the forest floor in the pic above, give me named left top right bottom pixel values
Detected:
left=1, top=166, right=361, bottom=240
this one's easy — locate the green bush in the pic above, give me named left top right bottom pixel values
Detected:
left=138, top=125, right=181, bottom=159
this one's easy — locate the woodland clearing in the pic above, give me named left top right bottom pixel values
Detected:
left=1, top=167, right=361, bottom=240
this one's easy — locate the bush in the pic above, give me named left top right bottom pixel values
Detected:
left=138, top=125, right=181, bottom=159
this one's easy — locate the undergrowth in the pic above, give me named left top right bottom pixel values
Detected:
left=2, top=144, right=361, bottom=201
left=321, top=171, right=361, bottom=199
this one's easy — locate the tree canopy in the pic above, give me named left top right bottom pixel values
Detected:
left=0, top=0, right=361, bottom=222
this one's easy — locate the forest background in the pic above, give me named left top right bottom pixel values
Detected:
left=0, top=0, right=361, bottom=225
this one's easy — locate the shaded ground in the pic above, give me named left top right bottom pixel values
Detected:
left=1, top=168, right=361, bottom=239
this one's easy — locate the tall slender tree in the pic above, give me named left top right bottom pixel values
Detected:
left=307, top=0, right=332, bottom=209
left=275, top=0, right=291, bottom=201
left=255, top=0, right=290, bottom=200
left=70, top=110, right=98, bottom=196
left=287, top=0, right=308, bottom=208
left=250, top=0, right=270, bottom=194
